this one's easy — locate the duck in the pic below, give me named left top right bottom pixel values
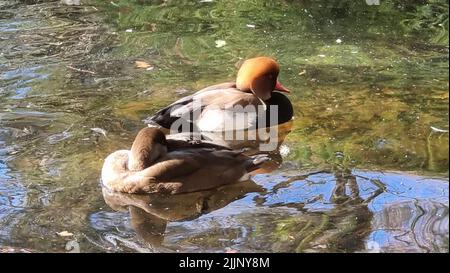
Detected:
left=101, top=127, right=269, bottom=194
left=145, top=56, right=293, bottom=132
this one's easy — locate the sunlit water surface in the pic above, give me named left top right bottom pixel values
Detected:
left=0, top=0, right=448, bottom=252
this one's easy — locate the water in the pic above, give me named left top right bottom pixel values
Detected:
left=0, top=0, right=448, bottom=252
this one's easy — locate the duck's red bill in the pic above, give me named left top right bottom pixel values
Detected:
left=275, top=81, right=290, bottom=93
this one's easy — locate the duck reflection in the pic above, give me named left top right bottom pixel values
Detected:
left=101, top=180, right=264, bottom=250
left=266, top=169, right=385, bottom=252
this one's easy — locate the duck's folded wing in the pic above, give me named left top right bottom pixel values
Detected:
left=132, top=157, right=202, bottom=181
left=143, top=83, right=234, bottom=128
left=109, top=157, right=202, bottom=194
left=145, top=87, right=260, bottom=129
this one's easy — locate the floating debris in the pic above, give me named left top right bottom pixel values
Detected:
left=246, top=24, right=256, bottom=28
left=57, top=231, right=74, bottom=237
left=135, top=60, right=154, bottom=70
left=430, top=126, right=449, bottom=133
left=215, top=40, right=226, bottom=48
left=336, top=38, right=342, bottom=44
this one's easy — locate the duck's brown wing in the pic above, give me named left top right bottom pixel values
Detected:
left=119, top=156, right=203, bottom=194
left=118, top=149, right=267, bottom=194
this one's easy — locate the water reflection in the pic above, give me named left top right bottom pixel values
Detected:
left=252, top=169, right=383, bottom=252
left=0, top=0, right=448, bottom=252
left=101, top=180, right=263, bottom=251
left=371, top=200, right=449, bottom=253
left=99, top=169, right=433, bottom=253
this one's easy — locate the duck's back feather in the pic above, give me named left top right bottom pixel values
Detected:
left=101, top=144, right=267, bottom=194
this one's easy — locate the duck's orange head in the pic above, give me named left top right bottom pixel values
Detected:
left=236, top=57, right=289, bottom=100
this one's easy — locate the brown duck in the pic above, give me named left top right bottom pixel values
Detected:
left=101, top=127, right=268, bottom=194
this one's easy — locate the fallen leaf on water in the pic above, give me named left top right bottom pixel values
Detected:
left=135, top=60, right=153, bottom=69
left=57, top=231, right=74, bottom=237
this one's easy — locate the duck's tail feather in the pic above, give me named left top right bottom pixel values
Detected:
left=143, top=95, right=196, bottom=130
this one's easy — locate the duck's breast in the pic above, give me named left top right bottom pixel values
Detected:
left=195, top=88, right=263, bottom=132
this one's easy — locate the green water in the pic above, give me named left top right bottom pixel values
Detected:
left=0, top=0, right=448, bottom=252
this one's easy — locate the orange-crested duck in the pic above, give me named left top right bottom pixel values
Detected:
left=145, top=57, right=293, bottom=132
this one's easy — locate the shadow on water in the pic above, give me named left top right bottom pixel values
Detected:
left=0, top=0, right=448, bottom=252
